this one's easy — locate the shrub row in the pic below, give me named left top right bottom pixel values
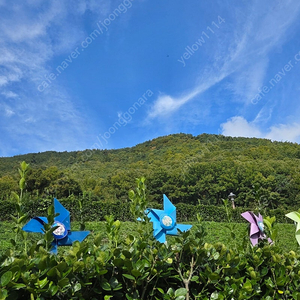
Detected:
left=0, top=198, right=294, bottom=223
left=1, top=221, right=300, bottom=299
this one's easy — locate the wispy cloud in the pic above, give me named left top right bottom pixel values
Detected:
left=0, top=0, right=110, bottom=156
left=253, top=104, right=274, bottom=124
left=147, top=0, right=300, bottom=120
left=1, top=90, right=18, bottom=98
left=147, top=70, right=230, bottom=120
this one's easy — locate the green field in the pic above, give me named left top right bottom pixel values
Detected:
left=1, top=221, right=299, bottom=254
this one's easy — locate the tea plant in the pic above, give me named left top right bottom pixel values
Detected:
left=1, top=171, right=300, bottom=299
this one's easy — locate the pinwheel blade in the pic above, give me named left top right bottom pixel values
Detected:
left=296, top=229, right=300, bottom=246
left=54, top=198, right=70, bottom=230
left=250, top=233, right=259, bottom=246
left=257, top=214, right=263, bottom=223
left=22, top=217, right=48, bottom=233
left=167, top=224, right=192, bottom=236
left=65, top=231, right=90, bottom=244
left=297, top=222, right=300, bottom=233
left=155, top=230, right=166, bottom=243
left=176, top=224, right=193, bottom=233
left=286, top=212, right=300, bottom=246
left=150, top=209, right=164, bottom=220
left=152, top=219, right=164, bottom=236
left=146, top=210, right=164, bottom=237
left=167, top=227, right=179, bottom=236
left=250, top=223, right=259, bottom=236
left=163, top=194, right=176, bottom=215
left=148, top=209, right=162, bottom=222
left=286, top=212, right=300, bottom=223
left=241, top=212, right=255, bottom=224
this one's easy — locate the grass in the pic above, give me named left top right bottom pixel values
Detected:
left=1, top=221, right=299, bottom=254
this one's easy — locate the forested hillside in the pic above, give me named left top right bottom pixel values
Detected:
left=1, top=133, right=300, bottom=208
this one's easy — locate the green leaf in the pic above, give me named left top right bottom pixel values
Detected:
left=97, top=270, right=108, bottom=276
left=167, top=288, right=175, bottom=297
left=0, top=289, right=8, bottom=300
left=17, top=215, right=28, bottom=224
left=104, top=296, right=113, bottom=300
left=49, top=285, right=58, bottom=296
left=242, top=279, right=252, bottom=292
left=125, top=294, right=133, bottom=300
left=175, top=288, right=187, bottom=297
left=113, top=258, right=124, bottom=267
left=11, top=192, right=19, bottom=202
left=12, top=283, right=26, bottom=290
left=56, top=261, right=67, bottom=273
left=122, top=250, right=132, bottom=259
left=263, top=219, right=272, bottom=230
left=1, top=271, right=12, bottom=287
left=19, top=178, right=25, bottom=190
left=57, top=278, right=69, bottom=288
left=37, top=277, right=48, bottom=289
left=100, top=280, right=111, bottom=291
left=292, top=291, right=300, bottom=300
left=209, top=273, right=220, bottom=281
left=109, top=277, right=119, bottom=289
left=21, top=161, right=29, bottom=171
left=128, top=190, right=135, bottom=198
left=123, top=274, right=135, bottom=280
left=210, top=291, right=219, bottom=299
left=131, top=269, right=142, bottom=278
left=74, top=283, right=81, bottom=293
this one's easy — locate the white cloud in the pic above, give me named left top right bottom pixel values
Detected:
left=1, top=91, right=18, bottom=98
left=253, top=104, right=274, bottom=124
left=148, top=91, right=198, bottom=119
left=147, top=0, right=300, bottom=120
left=147, top=70, right=230, bottom=119
left=4, top=107, right=15, bottom=117
left=0, top=76, right=8, bottom=86
left=266, top=123, right=300, bottom=143
left=221, top=116, right=300, bottom=143
left=0, top=0, right=110, bottom=156
left=221, top=116, right=262, bottom=138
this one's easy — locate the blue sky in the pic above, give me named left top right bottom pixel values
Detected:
left=1, top=0, right=300, bottom=157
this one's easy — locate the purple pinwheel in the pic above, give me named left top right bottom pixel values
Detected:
left=241, top=211, right=272, bottom=246
left=22, top=198, right=90, bottom=254
left=145, top=194, right=192, bottom=243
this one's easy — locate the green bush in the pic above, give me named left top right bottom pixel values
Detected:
left=1, top=217, right=300, bottom=299
left=0, top=198, right=294, bottom=224
left=1, top=171, right=300, bottom=299
left=177, top=203, right=293, bottom=223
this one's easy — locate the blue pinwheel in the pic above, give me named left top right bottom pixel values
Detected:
left=22, top=198, right=90, bottom=254
left=145, top=194, right=192, bottom=243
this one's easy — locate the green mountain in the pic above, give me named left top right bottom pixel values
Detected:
left=1, top=133, right=300, bottom=208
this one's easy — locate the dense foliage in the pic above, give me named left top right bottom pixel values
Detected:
left=1, top=133, right=300, bottom=208
left=1, top=176, right=300, bottom=299
left=0, top=197, right=294, bottom=224
left=2, top=219, right=300, bottom=299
